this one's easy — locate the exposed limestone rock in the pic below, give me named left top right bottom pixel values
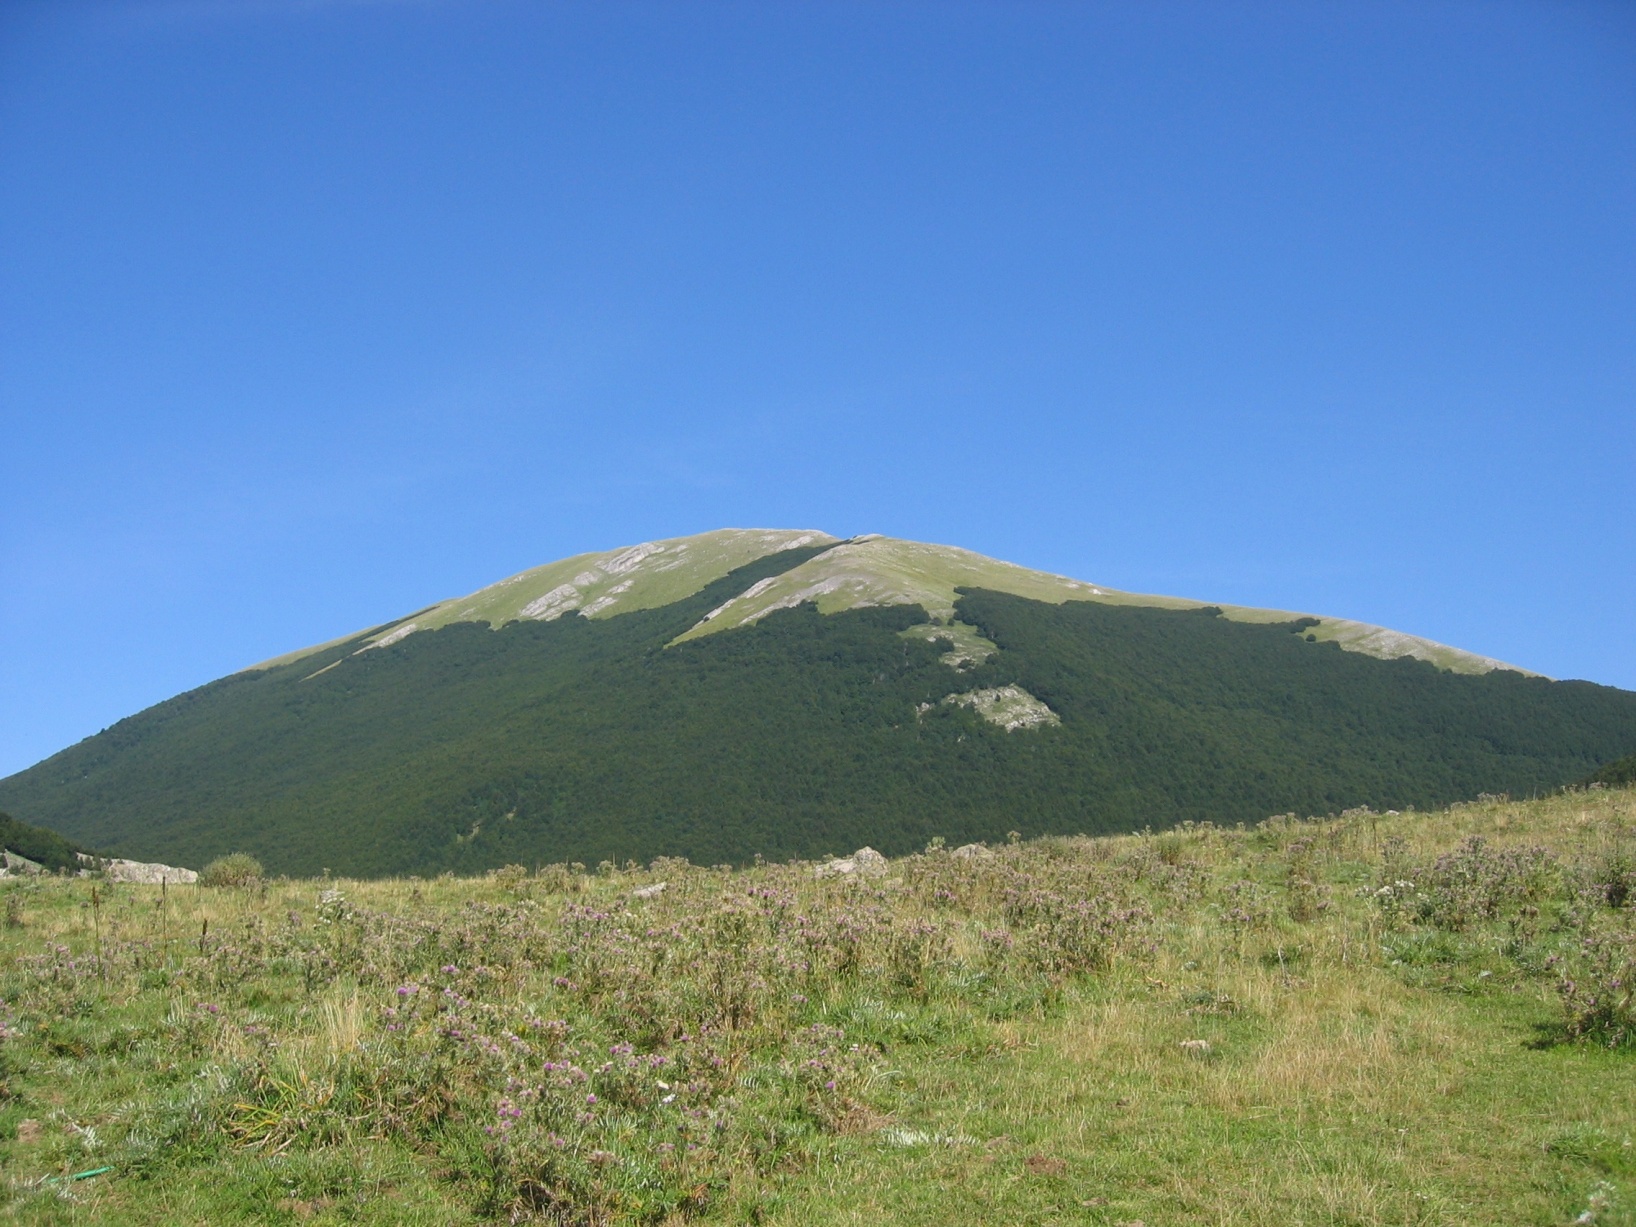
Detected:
left=813, top=846, right=888, bottom=879
left=950, top=843, right=994, bottom=860
left=942, top=685, right=1060, bottom=731
left=632, top=881, right=668, bottom=899
left=77, top=853, right=197, bottom=884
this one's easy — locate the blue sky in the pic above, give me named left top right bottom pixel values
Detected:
left=2, top=0, right=1633, bottom=779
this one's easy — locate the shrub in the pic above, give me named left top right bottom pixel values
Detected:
left=1380, top=837, right=1556, bottom=932
left=1154, top=832, right=1187, bottom=866
left=488, top=864, right=530, bottom=894
left=1286, top=838, right=1329, bottom=923
left=1555, top=928, right=1636, bottom=1048
left=1581, top=849, right=1636, bottom=911
left=199, top=853, right=264, bottom=888
left=1001, top=883, right=1150, bottom=975
left=1218, top=879, right=1274, bottom=935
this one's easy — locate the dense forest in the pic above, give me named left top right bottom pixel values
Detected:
left=3, top=549, right=1634, bottom=877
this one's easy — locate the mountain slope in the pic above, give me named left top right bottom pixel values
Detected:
left=1, top=529, right=1626, bottom=877
left=296, top=529, right=1524, bottom=676
left=0, top=811, right=87, bottom=874
left=253, top=528, right=839, bottom=670
left=669, top=535, right=1523, bottom=674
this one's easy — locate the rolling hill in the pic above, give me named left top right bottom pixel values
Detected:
left=2, top=529, right=1631, bottom=876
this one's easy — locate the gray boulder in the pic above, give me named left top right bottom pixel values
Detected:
left=814, top=846, right=889, bottom=878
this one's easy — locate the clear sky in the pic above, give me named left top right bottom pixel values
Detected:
left=2, top=0, right=1633, bottom=780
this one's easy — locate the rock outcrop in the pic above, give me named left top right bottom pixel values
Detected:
left=77, top=853, right=198, bottom=885
left=813, top=847, right=889, bottom=878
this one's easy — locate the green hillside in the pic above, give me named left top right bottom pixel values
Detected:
left=0, top=810, right=86, bottom=874
left=1, top=533, right=1631, bottom=877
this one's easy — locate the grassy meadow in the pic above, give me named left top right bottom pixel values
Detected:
left=1, top=788, right=1633, bottom=1225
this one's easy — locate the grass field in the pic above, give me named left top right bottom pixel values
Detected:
left=1, top=788, right=1632, bottom=1225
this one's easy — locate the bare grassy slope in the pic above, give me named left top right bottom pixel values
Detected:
left=1, top=787, right=1631, bottom=1224
left=258, top=528, right=1528, bottom=676
left=673, top=534, right=1525, bottom=674
left=251, top=528, right=839, bottom=671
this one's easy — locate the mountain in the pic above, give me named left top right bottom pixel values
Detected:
left=2, top=528, right=1632, bottom=877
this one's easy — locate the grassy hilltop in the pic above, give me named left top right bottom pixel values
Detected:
left=0, top=787, right=1632, bottom=1224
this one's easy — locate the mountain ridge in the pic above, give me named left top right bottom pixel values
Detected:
left=254, top=527, right=1531, bottom=678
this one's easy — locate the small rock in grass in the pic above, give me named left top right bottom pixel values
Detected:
left=1179, top=1038, right=1212, bottom=1055
left=632, top=882, right=667, bottom=899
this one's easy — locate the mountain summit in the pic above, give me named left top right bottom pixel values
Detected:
left=270, top=528, right=1523, bottom=674
left=2, top=529, right=1629, bottom=876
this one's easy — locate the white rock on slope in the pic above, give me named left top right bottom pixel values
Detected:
left=813, top=847, right=889, bottom=878
left=77, top=853, right=198, bottom=884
